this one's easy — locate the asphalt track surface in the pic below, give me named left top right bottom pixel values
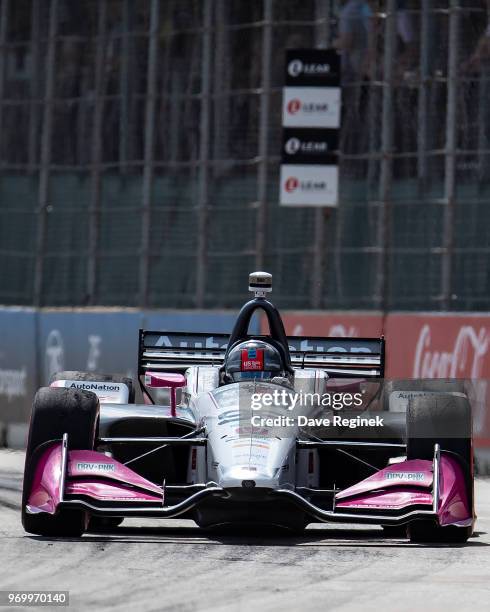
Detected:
left=1, top=450, right=490, bottom=612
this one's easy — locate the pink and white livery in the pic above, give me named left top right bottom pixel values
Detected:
left=22, top=272, right=475, bottom=542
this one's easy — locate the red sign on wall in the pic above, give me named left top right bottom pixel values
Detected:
left=279, top=311, right=490, bottom=449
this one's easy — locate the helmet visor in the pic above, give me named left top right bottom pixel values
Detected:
left=231, top=371, right=275, bottom=382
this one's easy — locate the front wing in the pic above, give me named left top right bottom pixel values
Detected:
left=24, top=436, right=473, bottom=529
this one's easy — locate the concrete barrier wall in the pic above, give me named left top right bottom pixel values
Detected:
left=0, top=308, right=38, bottom=429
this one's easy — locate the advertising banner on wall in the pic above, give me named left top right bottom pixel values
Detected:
left=0, top=308, right=37, bottom=425
left=279, top=165, right=339, bottom=206
left=280, top=48, right=341, bottom=207
left=279, top=311, right=383, bottom=338
left=284, top=48, right=341, bottom=87
left=282, top=87, right=341, bottom=128
left=282, top=128, right=338, bottom=165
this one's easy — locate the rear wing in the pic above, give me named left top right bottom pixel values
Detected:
left=138, top=331, right=385, bottom=378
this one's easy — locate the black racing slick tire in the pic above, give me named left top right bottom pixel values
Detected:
left=22, top=387, right=100, bottom=537
left=383, top=379, right=467, bottom=412
left=49, top=371, right=136, bottom=403
left=406, top=393, right=473, bottom=544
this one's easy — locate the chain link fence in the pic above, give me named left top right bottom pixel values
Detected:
left=0, top=0, right=489, bottom=310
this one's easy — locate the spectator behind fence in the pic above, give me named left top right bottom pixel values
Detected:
left=460, top=7, right=490, bottom=159
left=462, top=23, right=490, bottom=72
left=334, top=1, right=374, bottom=157
left=333, top=0, right=373, bottom=84
left=397, top=0, right=418, bottom=76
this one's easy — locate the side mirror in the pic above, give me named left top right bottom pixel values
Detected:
left=145, top=372, right=186, bottom=416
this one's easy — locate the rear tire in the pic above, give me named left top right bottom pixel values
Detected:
left=22, top=387, right=99, bottom=537
left=406, top=393, right=473, bottom=544
left=50, top=371, right=135, bottom=403
left=383, top=379, right=466, bottom=412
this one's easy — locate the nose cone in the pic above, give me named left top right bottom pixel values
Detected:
left=218, top=465, right=279, bottom=489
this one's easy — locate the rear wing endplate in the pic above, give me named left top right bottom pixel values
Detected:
left=139, top=331, right=385, bottom=378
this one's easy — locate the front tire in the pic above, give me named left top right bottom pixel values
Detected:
left=22, top=387, right=99, bottom=537
left=382, top=525, right=407, bottom=538
left=88, top=517, right=124, bottom=531
left=406, top=392, right=473, bottom=544
left=408, top=521, right=471, bottom=544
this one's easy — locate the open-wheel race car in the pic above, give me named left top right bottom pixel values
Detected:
left=22, top=272, right=475, bottom=543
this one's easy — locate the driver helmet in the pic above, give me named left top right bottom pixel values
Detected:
left=223, top=339, right=284, bottom=383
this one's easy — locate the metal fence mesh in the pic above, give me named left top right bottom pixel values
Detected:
left=0, top=0, right=489, bottom=311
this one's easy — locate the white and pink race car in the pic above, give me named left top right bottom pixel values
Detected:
left=22, top=273, right=474, bottom=542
